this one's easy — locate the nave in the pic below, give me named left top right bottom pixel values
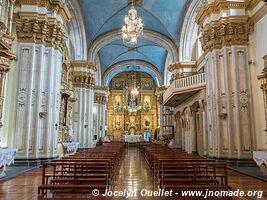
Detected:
left=0, top=145, right=266, bottom=200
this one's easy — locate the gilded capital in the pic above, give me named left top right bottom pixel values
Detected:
left=199, top=19, right=250, bottom=53
left=72, top=72, right=95, bottom=89
left=15, top=13, right=67, bottom=52
left=94, top=93, right=108, bottom=104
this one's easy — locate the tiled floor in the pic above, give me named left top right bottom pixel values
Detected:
left=0, top=148, right=266, bottom=200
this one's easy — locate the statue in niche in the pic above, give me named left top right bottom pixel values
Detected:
left=115, top=118, right=121, bottom=130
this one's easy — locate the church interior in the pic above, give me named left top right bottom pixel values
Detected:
left=0, top=0, right=267, bottom=199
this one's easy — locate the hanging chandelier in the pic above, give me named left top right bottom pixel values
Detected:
left=122, top=1, right=143, bottom=46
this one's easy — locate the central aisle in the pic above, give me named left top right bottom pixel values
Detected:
left=111, top=147, right=155, bottom=199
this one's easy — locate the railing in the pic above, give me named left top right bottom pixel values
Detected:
left=163, top=73, right=206, bottom=104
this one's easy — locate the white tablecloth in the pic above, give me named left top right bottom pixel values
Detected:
left=124, top=135, right=142, bottom=143
left=0, top=148, right=16, bottom=168
left=62, top=142, right=79, bottom=153
left=253, top=151, right=267, bottom=166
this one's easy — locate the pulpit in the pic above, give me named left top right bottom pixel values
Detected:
left=0, top=148, right=16, bottom=178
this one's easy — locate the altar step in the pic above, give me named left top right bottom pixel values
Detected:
left=128, top=143, right=137, bottom=147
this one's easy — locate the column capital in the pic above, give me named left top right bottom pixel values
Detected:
left=14, top=13, right=67, bottom=52
left=196, top=1, right=251, bottom=54
left=72, top=71, right=95, bottom=89
left=199, top=19, right=250, bottom=53
left=15, top=0, right=71, bottom=22
left=168, top=61, right=196, bottom=82
left=94, top=93, right=108, bottom=104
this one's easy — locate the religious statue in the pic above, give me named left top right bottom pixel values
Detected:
left=115, top=118, right=121, bottom=130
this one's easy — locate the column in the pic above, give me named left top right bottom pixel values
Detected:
left=93, top=86, right=108, bottom=140
left=197, top=2, right=254, bottom=159
left=11, top=1, right=71, bottom=160
left=155, top=86, right=166, bottom=136
left=72, top=61, right=96, bottom=148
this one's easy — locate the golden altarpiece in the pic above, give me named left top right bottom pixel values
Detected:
left=107, top=72, right=158, bottom=141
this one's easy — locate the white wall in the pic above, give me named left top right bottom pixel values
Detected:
left=249, top=15, right=267, bottom=150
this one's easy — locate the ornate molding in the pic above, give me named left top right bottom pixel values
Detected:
left=72, top=72, right=95, bottom=89
left=94, top=93, right=107, bottom=104
left=199, top=18, right=250, bottom=53
left=15, top=0, right=71, bottom=22
left=15, top=13, right=67, bottom=52
left=71, top=60, right=97, bottom=72
left=94, top=85, right=109, bottom=92
left=168, top=61, right=196, bottom=72
left=196, top=0, right=250, bottom=26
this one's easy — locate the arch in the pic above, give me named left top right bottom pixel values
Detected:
left=179, top=0, right=204, bottom=62
left=66, top=0, right=88, bottom=60
left=103, top=60, right=163, bottom=87
left=88, top=29, right=179, bottom=64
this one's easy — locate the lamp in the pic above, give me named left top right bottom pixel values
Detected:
left=122, top=0, right=143, bottom=46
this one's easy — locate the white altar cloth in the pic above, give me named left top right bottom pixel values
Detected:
left=58, top=142, right=79, bottom=158
left=62, top=142, right=80, bottom=153
left=124, top=135, right=142, bottom=143
left=253, top=151, right=267, bottom=166
left=0, top=148, right=16, bottom=168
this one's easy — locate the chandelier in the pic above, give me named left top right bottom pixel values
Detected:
left=124, top=72, right=142, bottom=113
left=122, top=1, right=143, bottom=46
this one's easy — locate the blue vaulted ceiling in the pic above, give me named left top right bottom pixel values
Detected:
left=78, top=0, right=188, bottom=78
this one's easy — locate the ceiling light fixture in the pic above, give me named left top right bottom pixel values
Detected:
left=122, top=0, right=143, bottom=46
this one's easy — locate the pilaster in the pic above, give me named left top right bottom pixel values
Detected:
left=155, top=86, right=167, bottom=136
left=93, top=86, right=109, bottom=140
left=72, top=60, right=96, bottom=148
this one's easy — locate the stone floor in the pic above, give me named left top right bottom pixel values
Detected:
left=0, top=147, right=266, bottom=200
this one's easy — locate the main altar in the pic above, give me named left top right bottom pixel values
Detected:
left=107, top=72, right=158, bottom=141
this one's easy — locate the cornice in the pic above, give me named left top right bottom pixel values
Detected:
left=71, top=60, right=97, bottom=72
left=94, top=85, right=109, bottom=92
left=168, top=61, right=196, bottom=72
left=196, top=0, right=250, bottom=26
left=15, top=0, right=71, bottom=22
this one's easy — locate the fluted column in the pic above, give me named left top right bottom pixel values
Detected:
left=155, top=86, right=166, bottom=136
left=196, top=1, right=254, bottom=159
left=93, top=86, right=108, bottom=140
left=72, top=61, right=96, bottom=148
left=168, top=61, right=196, bottom=83
left=9, top=0, right=71, bottom=159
